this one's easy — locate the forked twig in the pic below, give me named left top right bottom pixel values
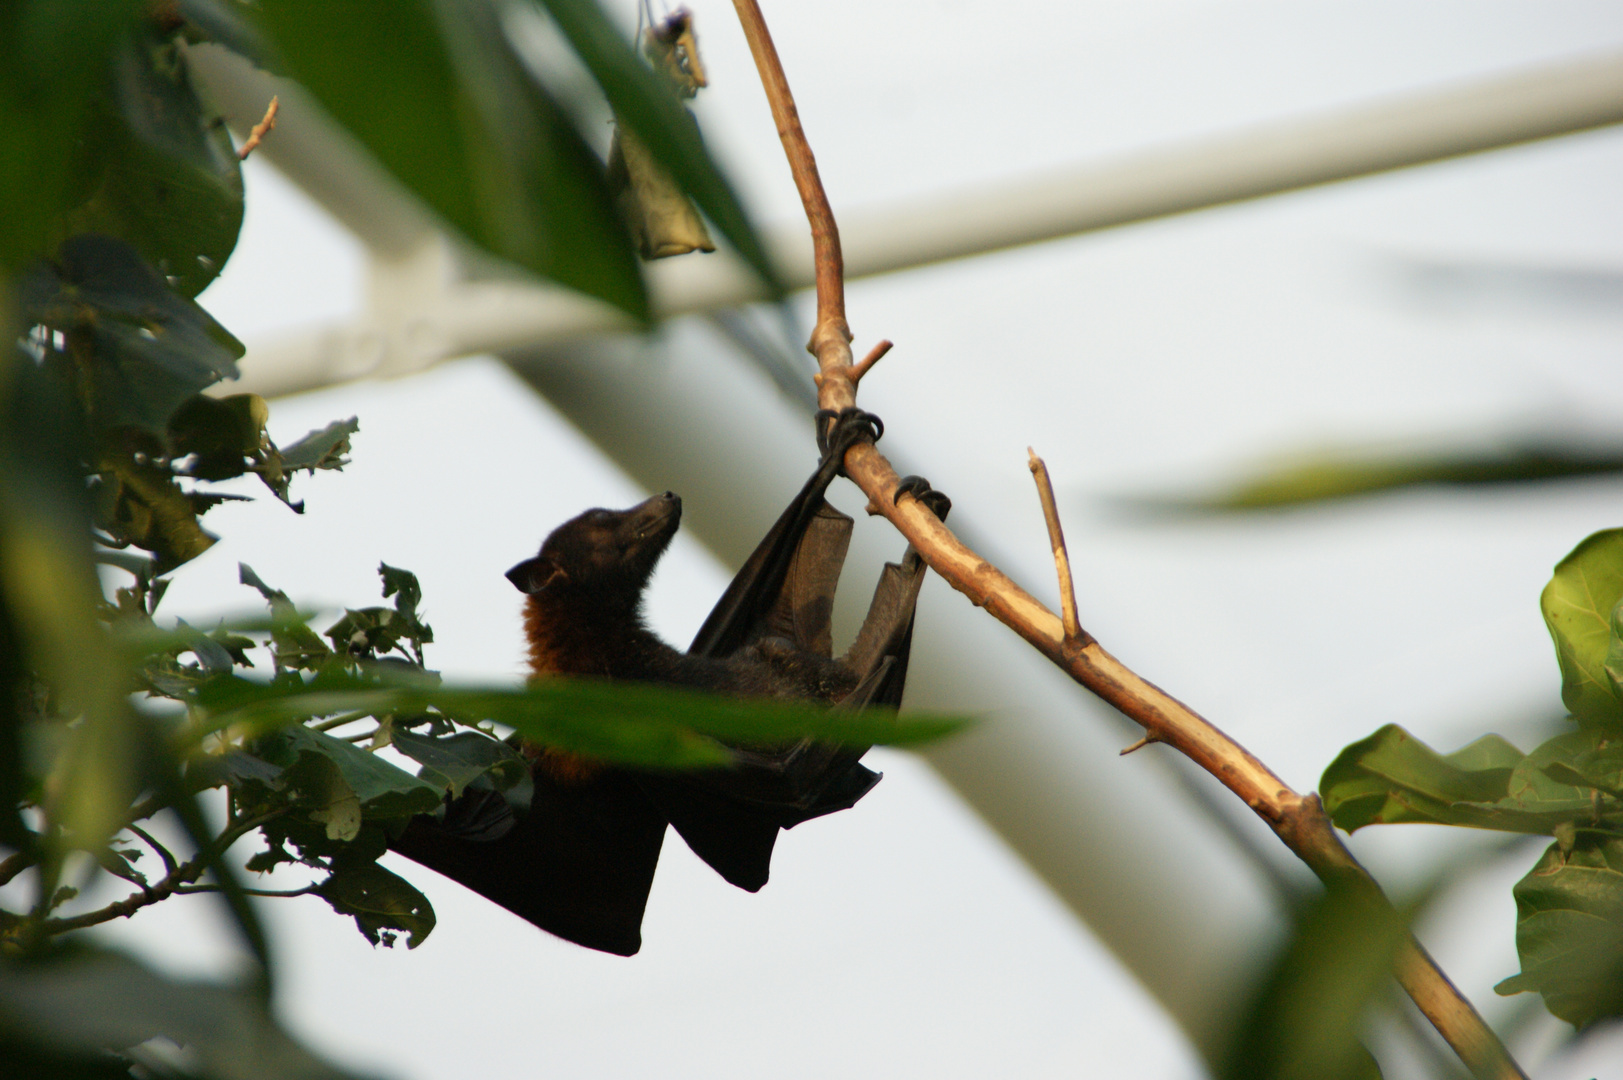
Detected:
left=728, top=4, right=1527, bottom=1079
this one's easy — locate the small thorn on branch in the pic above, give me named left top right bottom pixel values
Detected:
left=1120, top=735, right=1157, bottom=756
left=237, top=96, right=279, bottom=160
left=1027, top=448, right=1085, bottom=645
left=849, top=339, right=892, bottom=383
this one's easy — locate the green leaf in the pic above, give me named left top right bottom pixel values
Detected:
left=1321, top=724, right=1529, bottom=832
left=168, top=393, right=270, bottom=482
left=253, top=724, right=442, bottom=828
left=270, top=417, right=358, bottom=473
left=1500, top=731, right=1612, bottom=819
left=0, top=947, right=372, bottom=1080
left=316, top=859, right=435, bottom=949
left=1495, top=830, right=1623, bottom=1028
left=61, top=25, right=244, bottom=298
left=1216, top=885, right=1407, bottom=1080
left=94, top=453, right=218, bottom=573
left=532, top=0, right=779, bottom=295
left=22, top=234, right=244, bottom=437
left=238, top=563, right=333, bottom=671
left=1542, top=529, right=1623, bottom=732
left=392, top=728, right=526, bottom=798
left=252, top=0, right=646, bottom=318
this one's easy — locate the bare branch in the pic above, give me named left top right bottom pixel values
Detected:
left=731, top=5, right=1526, bottom=1078
left=729, top=0, right=851, bottom=373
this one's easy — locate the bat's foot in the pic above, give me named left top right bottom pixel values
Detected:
left=893, top=475, right=951, bottom=522
left=814, top=407, right=883, bottom=461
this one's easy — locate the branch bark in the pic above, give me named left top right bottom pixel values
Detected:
left=728, top=3, right=1527, bottom=1079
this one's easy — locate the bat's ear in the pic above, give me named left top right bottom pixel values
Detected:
left=506, top=556, right=568, bottom=595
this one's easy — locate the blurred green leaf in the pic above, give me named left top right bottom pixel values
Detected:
left=392, top=728, right=526, bottom=799
left=1543, top=530, right=1623, bottom=732
left=62, top=25, right=244, bottom=298
left=252, top=0, right=646, bottom=318
left=0, top=1, right=144, bottom=271
left=1215, top=885, right=1408, bottom=1080
left=22, top=234, right=244, bottom=438
left=1144, top=444, right=1623, bottom=513
left=1496, top=830, right=1623, bottom=1028
left=0, top=947, right=374, bottom=1080
left=533, top=0, right=780, bottom=294
left=0, top=349, right=135, bottom=858
left=195, top=670, right=968, bottom=771
left=315, top=859, right=435, bottom=949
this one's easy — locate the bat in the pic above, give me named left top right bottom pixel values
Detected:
left=390, top=408, right=948, bottom=954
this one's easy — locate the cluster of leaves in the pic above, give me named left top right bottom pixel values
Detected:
left=0, top=0, right=786, bottom=1075
left=1322, top=528, right=1623, bottom=1029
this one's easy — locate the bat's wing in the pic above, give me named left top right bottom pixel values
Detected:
left=648, top=417, right=933, bottom=890
left=389, top=769, right=667, bottom=956
left=688, top=461, right=851, bottom=660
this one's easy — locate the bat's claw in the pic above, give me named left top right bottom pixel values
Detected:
left=814, top=408, right=883, bottom=461
left=893, top=475, right=951, bottom=521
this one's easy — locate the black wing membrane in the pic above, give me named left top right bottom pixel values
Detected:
left=391, top=770, right=666, bottom=956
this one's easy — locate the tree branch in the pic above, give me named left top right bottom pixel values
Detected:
left=730, top=4, right=1526, bottom=1079
left=40, top=810, right=284, bottom=936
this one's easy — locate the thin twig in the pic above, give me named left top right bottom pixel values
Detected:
left=1027, top=449, right=1086, bottom=647
left=40, top=810, right=285, bottom=936
left=125, top=823, right=179, bottom=877
left=730, top=6, right=1526, bottom=1080
left=237, top=95, right=278, bottom=160
left=847, top=339, right=892, bottom=384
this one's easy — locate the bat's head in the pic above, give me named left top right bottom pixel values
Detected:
left=506, top=493, right=682, bottom=611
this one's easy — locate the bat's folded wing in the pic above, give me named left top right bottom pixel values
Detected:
left=390, top=770, right=667, bottom=956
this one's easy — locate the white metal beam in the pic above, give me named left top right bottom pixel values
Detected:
left=186, top=44, right=1623, bottom=399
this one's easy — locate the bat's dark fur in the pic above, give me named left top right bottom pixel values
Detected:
left=391, top=410, right=944, bottom=955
